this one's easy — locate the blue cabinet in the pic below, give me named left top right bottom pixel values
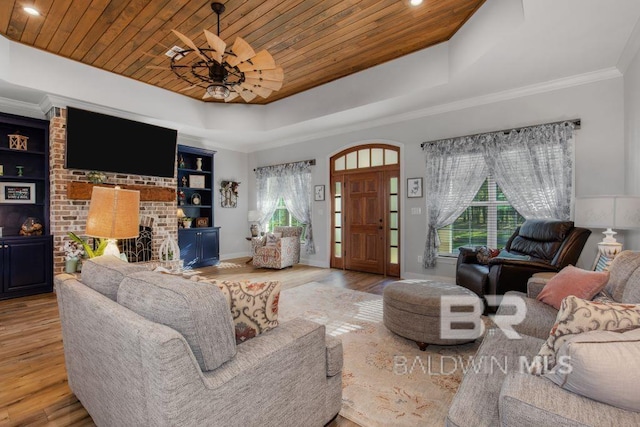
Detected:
left=178, top=227, right=220, bottom=268
left=0, top=111, right=52, bottom=299
left=1, top=235, right=53, bottom=299
left=177, top=145, right=219, bottom=268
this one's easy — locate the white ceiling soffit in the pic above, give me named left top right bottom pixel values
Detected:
left=0, top=0, right=640, bottom=152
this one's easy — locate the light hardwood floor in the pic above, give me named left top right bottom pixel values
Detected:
left=0, top=258, right=398, bottom=427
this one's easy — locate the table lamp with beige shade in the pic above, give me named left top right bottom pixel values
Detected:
left=574, top=195, right=640, bottom=258
left=85, top=186, right=140, bottom=258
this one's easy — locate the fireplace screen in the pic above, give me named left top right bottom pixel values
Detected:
left=119, top=216, right=153, bottom=263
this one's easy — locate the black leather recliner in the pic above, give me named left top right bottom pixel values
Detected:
left=456, top=219, right=591, bottom=299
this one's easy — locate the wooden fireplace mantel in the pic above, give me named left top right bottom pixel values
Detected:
left=67, top=182, right=175, bottom=202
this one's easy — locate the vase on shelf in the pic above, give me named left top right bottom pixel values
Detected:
left=65, top=257, right=78, bottom=274
left=196, top=157, right=203, bottom=171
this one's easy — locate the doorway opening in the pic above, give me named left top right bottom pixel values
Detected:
left=330, top=144, right=400, bottom=276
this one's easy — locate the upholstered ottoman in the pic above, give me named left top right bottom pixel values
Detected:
left=383, top=280, right=478, bottom=350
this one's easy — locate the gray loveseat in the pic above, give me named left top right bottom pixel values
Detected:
left=447, top=251, right=640, bottom=426
left=55, top=257, right=342, bottom=427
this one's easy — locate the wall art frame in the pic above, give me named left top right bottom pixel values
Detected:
left=0, top=182, right=36, bottom=204
left=407, top=177, right=423, bottom=198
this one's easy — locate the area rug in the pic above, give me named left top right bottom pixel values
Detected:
left=278, top=283, right=484, bottom=427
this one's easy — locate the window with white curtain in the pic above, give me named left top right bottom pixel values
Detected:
left=267, top=197, right=307, bottom=240
left=422, top=121, right=576, bottom=268
left=437, top=176, right=525, bottom=255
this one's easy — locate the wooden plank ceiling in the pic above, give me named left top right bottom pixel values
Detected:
left=0, top=0, right=485, bottom=104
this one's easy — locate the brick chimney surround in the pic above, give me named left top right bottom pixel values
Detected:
left=48, top=107, right=180, bottom=273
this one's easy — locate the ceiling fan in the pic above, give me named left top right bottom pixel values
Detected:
left=150, top=2, right=284, bottom=103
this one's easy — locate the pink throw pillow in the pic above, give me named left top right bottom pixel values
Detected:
left=537, top=266, right=609, bottom=310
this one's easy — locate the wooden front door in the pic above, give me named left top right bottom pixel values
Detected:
left=344, top=171, right=385, bottom=274
left=330, top=144, right=400, bottom=276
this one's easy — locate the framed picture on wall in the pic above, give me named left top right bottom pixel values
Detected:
left=407, top=178, right=423, bottom=198
left=0, top=182, right=36, bottom=204
left=314, top=185, right=325, bottom=201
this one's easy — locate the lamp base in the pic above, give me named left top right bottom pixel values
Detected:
left=250, top=223, right=259, bottom=237
left=598, top=241, right=622, bottom=258
left=102, top=239, right=121, bottom=258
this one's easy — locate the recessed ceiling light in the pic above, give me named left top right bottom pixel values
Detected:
left=23, top=7, right=40, bottom=16
left=410, top=0, right=424, bottom=5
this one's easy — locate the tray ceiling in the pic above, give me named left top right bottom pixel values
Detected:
left=0, top=0, right=485, bottom=104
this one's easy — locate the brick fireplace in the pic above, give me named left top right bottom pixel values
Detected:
left=48, top=107, right=180, bottom=273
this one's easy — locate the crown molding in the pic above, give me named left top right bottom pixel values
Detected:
left=0, top=96, right=46, bottom=119
left=248, top=67, right=623, bottom=152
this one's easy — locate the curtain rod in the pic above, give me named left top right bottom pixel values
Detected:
left=420, top=119, right=581, bottom=148
left=253, top=158, right=316, bottom=172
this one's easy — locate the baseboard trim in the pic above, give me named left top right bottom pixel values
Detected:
left=402, top=271, right=455, bottom=283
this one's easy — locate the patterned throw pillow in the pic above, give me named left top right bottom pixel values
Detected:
left=476, top=246, right=500, bottom=265
left=189, top=276, right=281, bottom=344
left=531, top=295, right=640, bottom=374
left=265, top=232, right=282, bottom=247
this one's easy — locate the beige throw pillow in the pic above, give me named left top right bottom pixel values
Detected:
left=545, top=327, right=640, bottom=412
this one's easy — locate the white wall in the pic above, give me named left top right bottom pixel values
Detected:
left=625, top=41, right=640, bottom=249
left=249, top=77, right=626, bottom=278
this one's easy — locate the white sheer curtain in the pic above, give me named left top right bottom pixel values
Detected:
left=254, top=160, right=316, bottom=254
left=483, top=122, right=574, bottom=220
left=422, top=136, right=488, bottom=268
left=282, top=162, right=315, bottom=254
left=255, top=171, right=282, bottom=229
left=422, top=121, right=575, bottom=268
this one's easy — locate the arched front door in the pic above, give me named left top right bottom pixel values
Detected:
left=330, top=144, right=400, bottom=276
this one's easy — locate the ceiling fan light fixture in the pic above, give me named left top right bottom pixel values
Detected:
left=207, top=84, right=230, bottom=99
left=166, top=1, right=283, bottom=103
left=410, top=0, right=424, bottom=5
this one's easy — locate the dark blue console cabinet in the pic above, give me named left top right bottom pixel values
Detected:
left=177, top=145, right=220, bottom=268
left=1, top=235, right=53, bottom=299
left=0, top=112, right=52, bottom=300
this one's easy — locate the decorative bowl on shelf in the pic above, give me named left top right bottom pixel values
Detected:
left=19, top=217, right=43, bottom=236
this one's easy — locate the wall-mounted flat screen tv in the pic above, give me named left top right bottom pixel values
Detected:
left=65, top=107, right=178, bottom=178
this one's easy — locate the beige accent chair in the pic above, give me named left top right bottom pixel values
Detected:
left=252, top=226, right=302, bottom=269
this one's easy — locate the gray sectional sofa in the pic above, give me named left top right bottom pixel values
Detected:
left=447, top=251, right=640, bottom=426
left=54, top=256, right=342, bottom=427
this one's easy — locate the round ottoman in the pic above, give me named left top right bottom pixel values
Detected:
left=383, top=280, right=479, bottom=350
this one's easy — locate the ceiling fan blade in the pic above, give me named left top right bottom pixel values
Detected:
left=179, top=84, right=198, bottom=92
left=171, top=29, right=209, bottom=63
left=226, top=37, right=256, bottom=67
left=241, top=82, right=272, bottom=98
left=244, top=67, right=284, bottom=82
left=202, top=91, right=213, bottom=100
left=224, top=92, right=239, bottom=102
left=237, top=89, right=257, bottom=103
left=203, top=30, right=226, bottom=64
left=244, top=77, right=282, bottom=91
left=145, top=65, right=171, bottom=70
left=237, top=50, right=276, bottom=72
